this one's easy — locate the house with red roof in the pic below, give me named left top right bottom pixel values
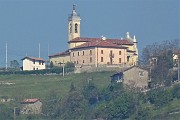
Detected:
left=22, top=56, right=46, bottom=71
left=20, top=98, right=42, bottom=114
left=49, top=5, right=138, bottom=68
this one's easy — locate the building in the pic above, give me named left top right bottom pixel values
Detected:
left=22, top=56, right=45, bottom=71
left=49, top=5, right=138, bottom=68
left=111, top=66, right=149, bottom=89
left=20, top=98, right=42, bottom=114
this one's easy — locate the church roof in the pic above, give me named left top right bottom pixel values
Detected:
left=49, top=50, right=70, bottom=57
left=70, top=39, right=128, bottom=50
left=68, top=37, right=134, bottom=45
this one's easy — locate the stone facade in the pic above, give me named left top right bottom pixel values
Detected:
left=20, top=98, right=42, bottom=114
left=123, top=66, right=149, bottom=89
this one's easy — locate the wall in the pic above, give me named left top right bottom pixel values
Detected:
left=49, top=55, right=70, bottom=66
left=123, top=67, right=148, bottom=89
left=70, top=47, right=127, bottom=67
left=20, top=101, right=42, bottom=114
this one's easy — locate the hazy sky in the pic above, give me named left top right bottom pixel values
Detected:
left=0, top=0, right=179, bottom=67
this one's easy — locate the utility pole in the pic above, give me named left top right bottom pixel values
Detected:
left=39, top=43, right=40, bottom=58
left=14, top=107, right=17, bottom=120
left=5, top=41, right=8, bottom=70
left=178, top=59, right=179, bottom=80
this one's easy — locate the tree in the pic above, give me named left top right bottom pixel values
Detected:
left=141, top=39, right=180, bottom=85
left=10, top=60, right=20, bottom=69
left=60, top=90, right=88, bottom=119
left=42, top=90, right=60, bottom=118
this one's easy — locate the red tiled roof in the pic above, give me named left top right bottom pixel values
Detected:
left=21, top=56, right=45, bottom=61
left=70, top=40, right=128, bottom=50
left=68, top=37, right=134, bottom=45
left=49, top=50, right=70, bottom=57
left=21, top=98, right=40, bottom=104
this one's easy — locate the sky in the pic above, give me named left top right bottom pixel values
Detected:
left=0, top=0, right=179, bottom=67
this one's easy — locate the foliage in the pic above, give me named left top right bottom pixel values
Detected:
left=173, top=84, right=180, bottom=99
left=42, top=90, right=60, bottom=118
left=59, top=90, right=88, bottom=119
left=10, top=60, right=20, bottom=69
left=147, top=88, right=173, bottom=107
left=0, top=104, right=13, bottom=120
left=83, top=81, right=99, bottom=105
left=134, top=105, right=153, bottom=120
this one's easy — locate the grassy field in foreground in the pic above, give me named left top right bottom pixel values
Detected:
left=0, top=71, right=114, bottom=100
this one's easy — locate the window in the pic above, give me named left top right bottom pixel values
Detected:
left=42, top=62, right=44, bottom=65
left=78, top=52, right=80, bottom=56
left=83, top=60, right=84, bottom=63
left=33, top=67, right=35, bottom=70
left=77, top=61, right=79, bottom=64
left=33, top=60, right=35, bottom=64
left=90, top=57, right=92, bottom=63
left=119, top=58, right=121, bottom=63
left=73, top=53, right=74, bottom=57
left=90, top=50, right=92, bottom=55
left=119, top=51, right=121, bottom=55
left=101, top=50, right=103, bottom=54
left=82, top=51, right=84, bottom=55
left=75, top=23, right=78, bottom=33
left=139, top=71, right=144, bottom=76
left=36, top=68, right=38, bottom=70
left=39, top=61, right=41, bottom=65
left=101, top=57, right=103, bottom=62
left=69, top=23, right=72, bottom=33
left=74, top=61, right=76, bottom=64
left=127, top=56, right=130, bottom=62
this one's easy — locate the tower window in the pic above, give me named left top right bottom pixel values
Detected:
left=78, top=52, right=80, bottom=56
left=69, top=23, right=72, bottom=33
left=75, top=23, right=78, bottom=33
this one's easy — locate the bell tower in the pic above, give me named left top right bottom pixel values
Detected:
left=68, top=5, right=81, bottom=48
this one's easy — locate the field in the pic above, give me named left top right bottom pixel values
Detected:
left=0, top=71, right=114, bottom=100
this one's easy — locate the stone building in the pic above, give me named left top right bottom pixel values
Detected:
left=111, top=66, right=149, bottom=89
left=20, top=98, right=42, bottom=114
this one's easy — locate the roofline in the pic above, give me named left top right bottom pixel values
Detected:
left=21, top=57, right=45, bottom=61
left=70, top=45, right=128, bottom=50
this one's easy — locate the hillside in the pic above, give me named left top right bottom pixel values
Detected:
left=0, top=72, right=180, bottom=120
left=0, top=71, right=114, bottom=99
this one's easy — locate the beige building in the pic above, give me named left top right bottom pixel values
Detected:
left=49, top=5, right=138, bottom=68
left=22, top=56, right=45, bottom=71
left=49, top=50, right=70, bottom=66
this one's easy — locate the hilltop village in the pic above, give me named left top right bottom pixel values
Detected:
left=0, top=4, right=180, bottom=120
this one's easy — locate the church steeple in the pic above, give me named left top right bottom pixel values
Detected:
left=68, top=5, right=81, bottom=49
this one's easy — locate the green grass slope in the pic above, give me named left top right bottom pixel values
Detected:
left=0, top=71, right=114, bottom=100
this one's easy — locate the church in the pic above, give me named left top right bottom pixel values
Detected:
left=49, top=5, right=138, bottom=68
